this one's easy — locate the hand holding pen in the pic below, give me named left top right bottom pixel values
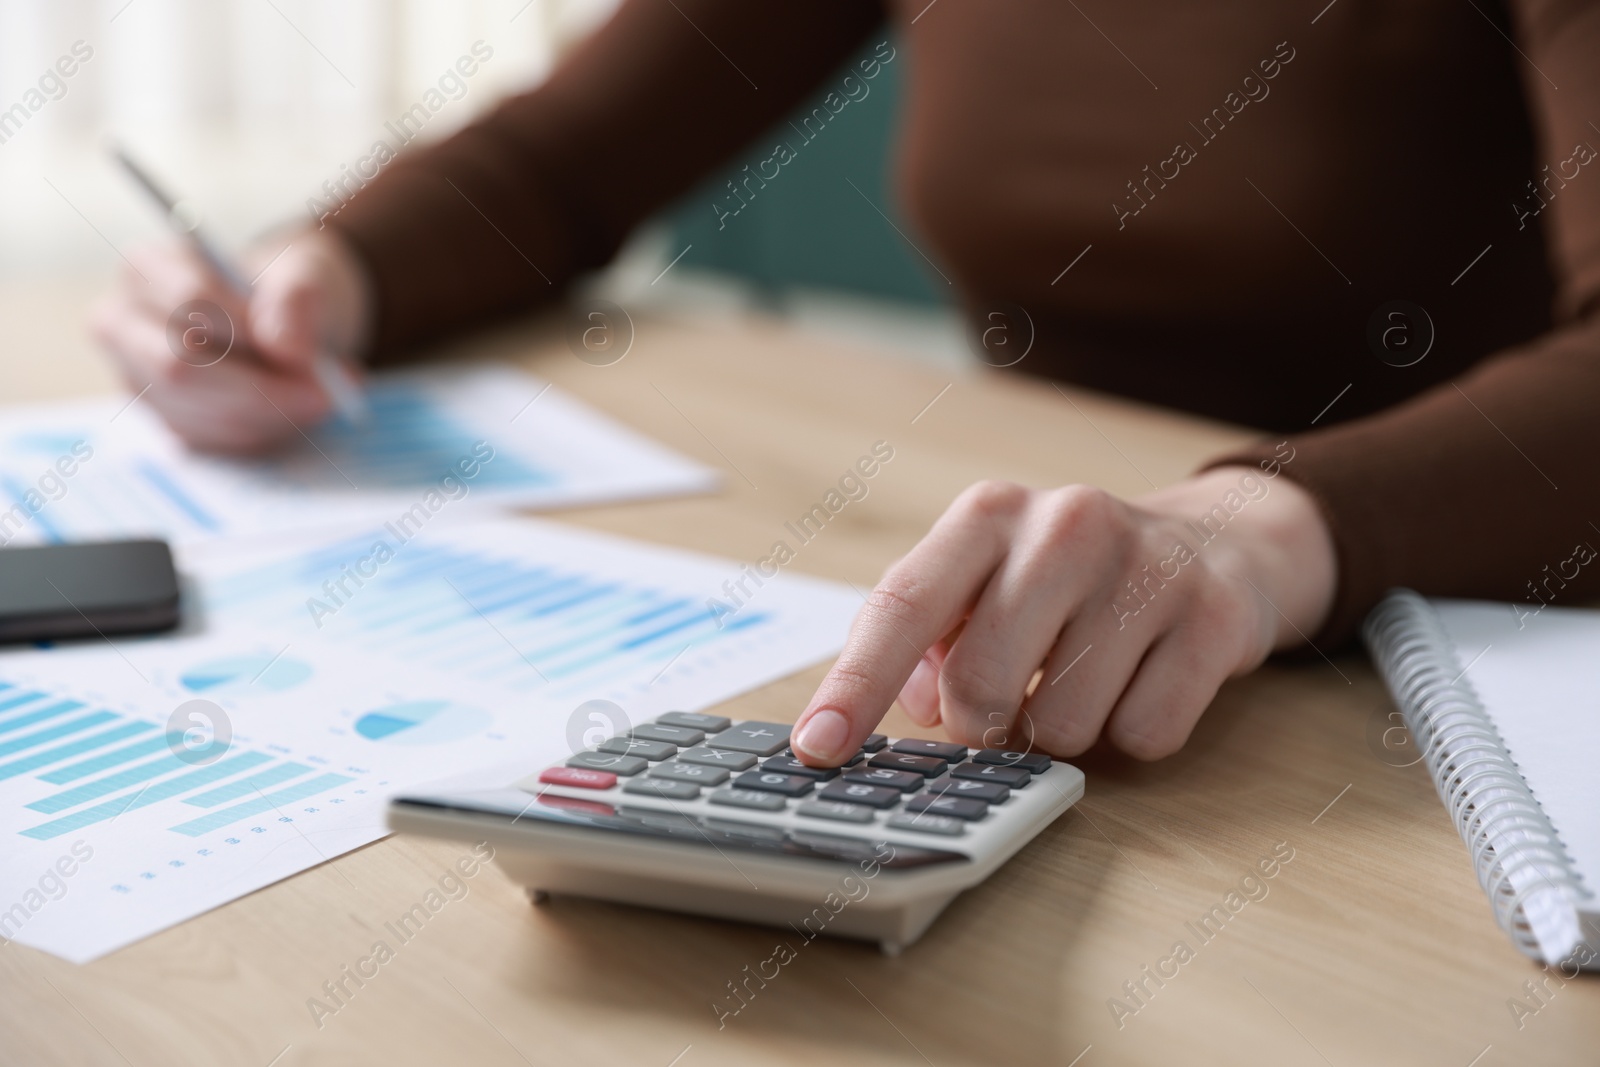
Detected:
left=92, top=146, right=373, bottom=454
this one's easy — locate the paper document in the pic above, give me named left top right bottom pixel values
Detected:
left=0, top=365, right=717, bottom=545
left=0, top=517, right=859, bottom=961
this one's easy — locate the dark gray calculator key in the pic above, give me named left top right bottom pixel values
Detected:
left=974, top=748, right=1052, bottom=774
left=950, top=761, right=1029, bottom=788
left=630, top=723, right=705, bottom=747
left=623, top=777, right=701, bottom=800
left=885, top=811, right=965, bottom=836
left=709, top=787, right=789, bottom=812
left=860, top=733, right=889, bottom=752
left=906, top=794, right=988, bottom=820
left=818, top=781, right=902, bottom=809
left=842, top=767, right=924, bottom=793
left=567, top=752, right=647, bottom=776
left=649, top=761, right=730, bottom=786
left=868, top=751, right=947, bottom=777
left=656, top=711, right=732, bottom=733
left=761, top=756, right=840, bottom=781
left=598, top=737, right=677, bottom=761
left=925, top=776, right=1009, bottom=803
left=732, top=771, right=815, bottom=797
left=780, top=748, right=863, bottom=767
left=706, top=721, right=792, bottom=756
left=796, top=800, right=876, bottom=824
left=677, top=746, right=758, bottom=771
left=890, top=738, right=968, bottom=762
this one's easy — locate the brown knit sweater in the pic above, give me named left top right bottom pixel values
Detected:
left=327, top=0, right=1600, bottom=645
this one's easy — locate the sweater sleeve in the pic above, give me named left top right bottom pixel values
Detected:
left=326, top=0, right=885, bottom=360
left=1208, top=0, right=1600, bottom=645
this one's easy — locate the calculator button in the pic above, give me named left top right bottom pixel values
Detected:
left=860, top=733, right=889, bottom=752
left=599, top=737, right=677, bottom=761
left=906, top=794, right=988, bottom=820
left=656, top=711, right=732, bottom=732
left=868, top=751, right=947, bottom=777
left=925, top=776, right=1009, bottom=803
left=974, top=748, right=1052, bottom=774
left=761, top=756, right=840, bottom=781
left=677, top=746, right=758, bottom=771
left=706, top=722, right=792, bottom=756
left=785, top=748, right=863, bottom=766
left=842, top=767, right=924, bottom=793
left=796, top=800, right=876, bottom=824
left=631, top=723, right=705, bottom=746
left=885, top=812, right=965, bottom=836
left=709, top=787, right=789, bottom=812
left=890, top=738, right=969, bottom=762
left=818, top=781, right=902, bottom=809
left=732, top=771, right=816, bottom=797
left=649, top=761, right=730, bottom=786
left=536, top=767, right=617, bottom=790
left=950, top=761, right=1029, bottom=788
left=623, top=778, right=701, bottom=800
left=567, top=752, right=648, bottom=776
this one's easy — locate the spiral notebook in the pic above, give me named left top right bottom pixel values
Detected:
left=1365, top=591, right=1600, bottom=967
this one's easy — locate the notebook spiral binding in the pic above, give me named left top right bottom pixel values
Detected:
left=1364, top=589, right=1590, bottom=962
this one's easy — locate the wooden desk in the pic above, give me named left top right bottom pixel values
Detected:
left=2, top=284, right=1595, bottom=1067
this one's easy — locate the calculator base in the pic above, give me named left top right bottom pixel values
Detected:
left=505, top=854, right=956, bottom=954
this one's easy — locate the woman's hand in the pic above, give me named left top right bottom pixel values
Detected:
left=90, top=227, right=372, bottom=454
left=792, top=464, right=1337, bottom=764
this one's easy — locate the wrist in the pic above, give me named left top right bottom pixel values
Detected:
left=1135, top=465, right=1337, bottom=651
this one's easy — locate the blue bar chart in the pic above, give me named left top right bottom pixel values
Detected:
left=0, top=681, right=361, bottom=842
left=206, top=529, right=777, bottom=701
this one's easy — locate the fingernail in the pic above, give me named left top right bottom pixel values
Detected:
left=794, top=709, right=849, bottom=762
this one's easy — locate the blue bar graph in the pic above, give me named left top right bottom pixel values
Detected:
left=27, top=752, right=196, bottom=814
left=0, top=699, right=86, bottom=735
left=22, top=751, right=273, bottom=840
left=0, top=721, right=154, bottom=782
left=182, top=762, right=311, bottom=807
left=40, top=732, right=179, bottom=783
left=0, top=711, right=117, bottom=758
left=0, top=690, right=44, bottom=713
left=168, top=772, right=354, bottom=837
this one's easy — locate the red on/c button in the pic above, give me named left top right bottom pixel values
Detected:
left=539, top=767, right=617, bottom=790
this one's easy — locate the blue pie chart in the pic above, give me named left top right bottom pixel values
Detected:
left=354, top=699, right=491, bottom=744
left=181, top=654, right=313, bottom=695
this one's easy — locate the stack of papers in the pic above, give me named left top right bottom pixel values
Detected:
left=0, top=368, right=861, bottom=961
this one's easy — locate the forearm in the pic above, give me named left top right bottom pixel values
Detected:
left=1210, top=316, right=1600, bottom=644
left=327, top=0, right=885, bottom=361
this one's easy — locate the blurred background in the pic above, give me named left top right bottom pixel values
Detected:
left=0, top=0, right=968, bottom=383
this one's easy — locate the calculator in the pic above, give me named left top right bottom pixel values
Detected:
left=387, top=714, right=1085, bottom=954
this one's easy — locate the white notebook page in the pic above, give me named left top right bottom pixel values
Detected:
left=1435, top=600, right=1600, bottom=908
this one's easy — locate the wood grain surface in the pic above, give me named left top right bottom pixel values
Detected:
left=1, top=286, right=1594, bottom=1067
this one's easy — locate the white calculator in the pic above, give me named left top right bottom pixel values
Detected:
left=388, top=713, right=1085, bottom=954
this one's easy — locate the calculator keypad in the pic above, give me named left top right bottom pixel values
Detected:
left=542, top=714, right=1053, bottom=840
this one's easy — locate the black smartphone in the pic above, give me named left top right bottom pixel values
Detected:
left=0, top=539, right=181, bottom=644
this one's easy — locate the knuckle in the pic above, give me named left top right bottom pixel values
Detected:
left=1034, top=484, right=1119, bottom=548
left=1107, top=718, right=1182, bottom=761
left=938, top=653, right=1011, bottom=713
left=1031, top=713, right=1100, bottom=757
left=954, top=479, right=1029, bottom=522
left=860, top=575, right=926, bottom=631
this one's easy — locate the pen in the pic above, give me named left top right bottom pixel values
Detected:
left=112, top=144, right=368, bottom=425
